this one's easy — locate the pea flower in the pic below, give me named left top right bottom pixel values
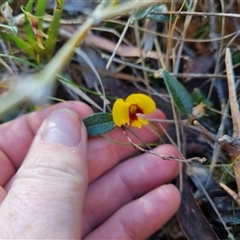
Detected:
left=112, top=93, right=156, bottom=129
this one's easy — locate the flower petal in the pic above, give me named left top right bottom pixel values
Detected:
left=131, top=117, right=149, bottom=129
left=131, top=119, right=142, bottom=128
left=138, top=117, right=149, bottom=125
left=126, top=93, right=156, bottom=114
left=112, top=98, right=131, bottom=127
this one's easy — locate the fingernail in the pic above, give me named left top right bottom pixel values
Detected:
left=42, top=109, right=82, bottom=147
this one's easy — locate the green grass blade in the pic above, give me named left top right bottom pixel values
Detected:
left=36, top=0, right=47, bottom=30
left=44, top=0, right=64, bottom=59
left=0, top=32, right=35, bottom=58
left=23, top=0, right=37, bottom=50
left=0, top=53, right=41, bottom=69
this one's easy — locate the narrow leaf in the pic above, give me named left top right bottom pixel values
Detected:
left=161, top=69, right=193, bottom=117
left=23, top=1, right=37, bottom=51
left=133, top=4, right=155, bottom=20
left=146, top=13, right=175, bottom=23
left=44, top=0, right=63, bottom=59
left=133, top=4, right=175, bottom=23
left=83, top=112, right=116, bottom=137
left=36, top=0, right=47, bottom=30
left=0, top=32, right=35, bottom=57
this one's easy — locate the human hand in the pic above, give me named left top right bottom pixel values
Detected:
left=0, top=101, right=180, bottom=239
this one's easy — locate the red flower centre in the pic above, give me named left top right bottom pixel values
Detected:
left=129, top=104, right=144, bottom=122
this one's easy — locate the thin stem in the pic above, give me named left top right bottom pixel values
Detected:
left=225, top=48, right=240, bottom=138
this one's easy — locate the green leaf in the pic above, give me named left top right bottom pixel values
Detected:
left=133, top=4, right=175, bottom=23
left=44, top=0, right=63, bottom=60
left=36, top=0, right=47, bottom=30
left=23, top=1, right=38, bottom=51
left=0, top=32, right=35, bottom=58
left=161, top=69, right=193, bottom=118
left=133, top=4, right=155, bottom=20
left=83, top=112, right=116, bottom=137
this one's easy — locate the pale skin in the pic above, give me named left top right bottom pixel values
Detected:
left=0, top=101, right=180, bottom=239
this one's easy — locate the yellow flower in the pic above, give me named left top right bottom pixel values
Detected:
left=112, top=93, right=156, bottom=129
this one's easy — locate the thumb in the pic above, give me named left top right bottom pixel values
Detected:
left=0, top=109, right=88, bottom=239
